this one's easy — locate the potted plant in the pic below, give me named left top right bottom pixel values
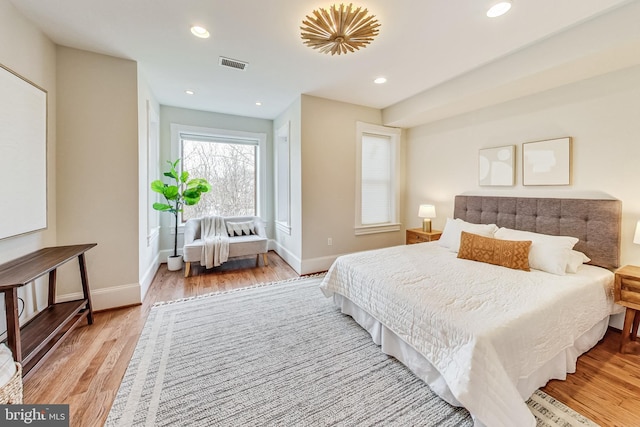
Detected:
left=151, top=159, right=211, bottom=271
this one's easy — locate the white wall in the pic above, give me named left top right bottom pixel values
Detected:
left=384, top=1, right=640, bottom=128
left=405, top=65, right=640, bottom=329
left=273, top=98, right=303, bottom=271
left=138, top=69, right=161, bottom=301
left=56, top=46, right=141, bottom=309
left=158, top=106, right=274, bottom=258
left=0, top=0, right=57, bottom=332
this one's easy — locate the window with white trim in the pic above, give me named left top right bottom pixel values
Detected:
left=170, top=124, right=266, bottom=222
left=355, top=122, right=401, bottom=235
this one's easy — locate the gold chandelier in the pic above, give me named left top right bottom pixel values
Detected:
left=300, top=3, right=381, bottom=56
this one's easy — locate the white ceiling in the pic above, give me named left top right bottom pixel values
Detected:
left=9, top=0, right=634, bottom=120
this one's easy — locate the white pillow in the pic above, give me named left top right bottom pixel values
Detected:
left=566, top=250, right=591, bottom=274
left=438, top=218, right=498, bottom=252
left=494, top=228, right=578, bottom=275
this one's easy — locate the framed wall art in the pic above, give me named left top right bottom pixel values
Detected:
left=0, top=63, right=48, bottom=240
left=478, top=145, right=515, bottom=186
left=522, top=137, right=571, bottom=186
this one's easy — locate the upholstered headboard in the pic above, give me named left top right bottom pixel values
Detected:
left=454, top=195, right=622, bottom=270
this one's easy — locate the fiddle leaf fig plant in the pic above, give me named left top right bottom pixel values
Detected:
left=151, top=159, right=211, bottom=258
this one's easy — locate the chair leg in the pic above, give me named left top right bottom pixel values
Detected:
left=184, top=262, right=191, bottom=278
left=263, top=253, right=269, bottom=266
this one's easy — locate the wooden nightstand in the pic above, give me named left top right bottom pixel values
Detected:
left=614, top=265, right=640, bottom=354
left=406, top=228, right=442, bottom=244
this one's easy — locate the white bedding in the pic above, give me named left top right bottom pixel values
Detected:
left=320, top=242, right=621, bottom=427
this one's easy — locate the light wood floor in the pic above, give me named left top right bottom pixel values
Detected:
left=23, top=251, right=640, bottom=427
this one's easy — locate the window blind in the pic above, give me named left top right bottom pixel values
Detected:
left=361, top=133, right=392, bottom=225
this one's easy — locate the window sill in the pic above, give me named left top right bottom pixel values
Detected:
left=354, top=223, right=401, bottom=236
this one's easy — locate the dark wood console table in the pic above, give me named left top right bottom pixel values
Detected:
left=0, top=244, right=96, bottom=376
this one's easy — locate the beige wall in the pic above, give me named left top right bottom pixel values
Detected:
left=0, top=0, right=57, bottom=328
left=298, top=95, right=405, bottom=274
left=1, top=1, right=152, bottom=315
left=56, top=46, right=140, bottom=308
left=404, top=65, right=640, bottom=328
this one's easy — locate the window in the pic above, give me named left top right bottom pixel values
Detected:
left=355, top=122, right=401, bottom=235
left=170, top=124, right=266, bottom=222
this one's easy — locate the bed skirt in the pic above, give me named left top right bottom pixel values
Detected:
left=332, top=294, right=608, bottom=427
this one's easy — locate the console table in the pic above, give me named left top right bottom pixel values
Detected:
left=0, top=244, right=96, bottom=376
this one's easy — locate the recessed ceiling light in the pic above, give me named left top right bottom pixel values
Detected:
left=190, top=26, right=210, bottom=38
left=185, top=90, right=194, bottom=95
left=487, top=1, right=512, bottom=18
left=255, top=102, right=262, bottom=106
left=374, top=77, right=387, bottom=84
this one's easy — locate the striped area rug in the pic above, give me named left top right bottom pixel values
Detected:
left=107, top=275, right=599, bottom=427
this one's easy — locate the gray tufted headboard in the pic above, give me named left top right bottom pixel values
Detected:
left=454, top=195, right=622, bottom=270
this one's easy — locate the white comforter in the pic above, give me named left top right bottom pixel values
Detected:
left=320, top=242, right=619, bottom=427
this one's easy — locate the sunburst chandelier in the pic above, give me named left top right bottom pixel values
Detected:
left=300, top=3, right=381, bottom=56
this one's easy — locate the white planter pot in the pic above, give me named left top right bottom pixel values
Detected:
left=167, top=255, right=183, bottom=271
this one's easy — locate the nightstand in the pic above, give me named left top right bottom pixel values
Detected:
left=614, top=265, right=640, bottom=354
left=406, top=228, right=442, bottom=244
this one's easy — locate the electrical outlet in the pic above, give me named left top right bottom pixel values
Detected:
left=327, top=237, right=333, bottom=246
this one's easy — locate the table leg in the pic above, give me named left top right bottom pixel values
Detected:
left=3, top=288, right=21, bottom=362
left=48, top=268, right=57, bottom=307
left=621, top=307, right=636, bottom=353
left=632, top=311, right=640, bottom=342
left=78, top=253, right=94, bottom=325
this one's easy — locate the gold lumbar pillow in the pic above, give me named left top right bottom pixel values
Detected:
left=457, top=231, right=532, bottom=271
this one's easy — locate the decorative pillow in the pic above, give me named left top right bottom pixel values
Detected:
left=457, top=231, right=531, bottom=271
left=226, top=221, right=256, bottom=236
left=438, top=218, right=499, bottom=252
left=566, top=250, right=591, bottom=274
left=494, top=228, right=579, bottom=276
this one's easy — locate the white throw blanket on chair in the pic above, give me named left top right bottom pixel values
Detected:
left=200, top=216, right=230, bottom=269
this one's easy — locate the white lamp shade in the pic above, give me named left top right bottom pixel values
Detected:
left=418, top=204, right=436, bottom=218
left=634, top=220, right=640, bottom=244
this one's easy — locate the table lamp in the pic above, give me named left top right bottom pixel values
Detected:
left=418, top=204, right=436, bottom=233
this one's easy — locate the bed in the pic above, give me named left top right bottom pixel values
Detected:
left=320, top=195, right=623, bottom=427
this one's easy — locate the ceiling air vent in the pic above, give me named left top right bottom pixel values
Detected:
left=219, top=56, right=248, bottom=71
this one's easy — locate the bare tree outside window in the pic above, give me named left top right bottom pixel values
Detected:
left=181, top=139, right=256, bottom=220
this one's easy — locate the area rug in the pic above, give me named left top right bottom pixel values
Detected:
left=106, top=275, right=599, bottom=427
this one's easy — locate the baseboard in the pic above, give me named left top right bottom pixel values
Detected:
left=57, top=282, right=142, bottom=311
left=269, top=240, right=343, bottom=275
left=300, top=254, right=340, bottom=275
left=140, top=252, right=161, bottom=301
left=270, top=240, right=302, bottom=274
